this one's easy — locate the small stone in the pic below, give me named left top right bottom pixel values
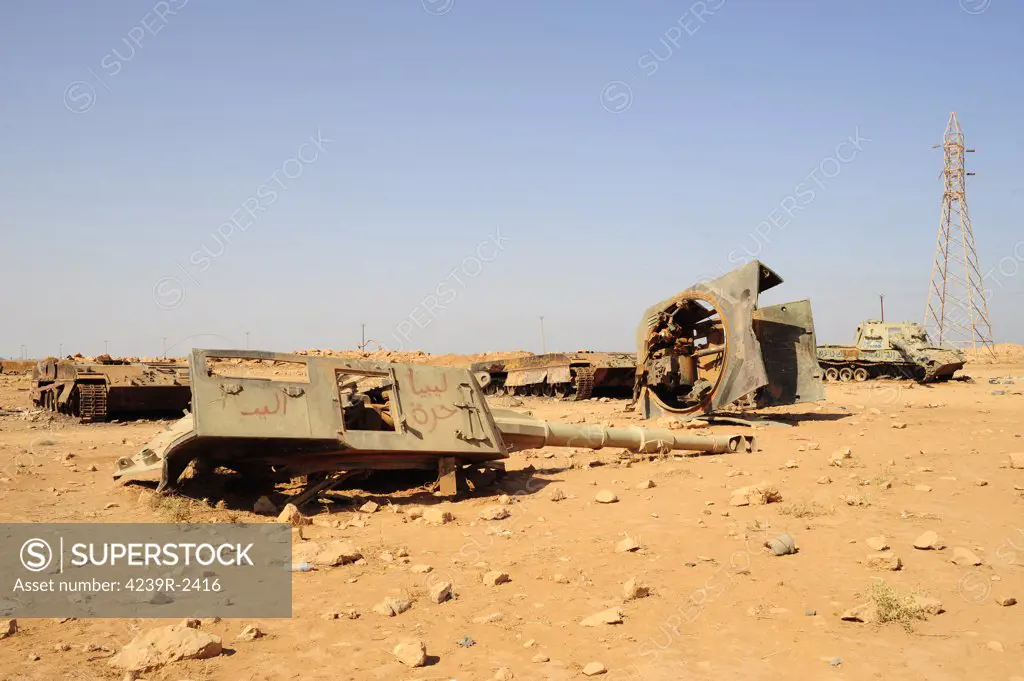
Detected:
left=180, top=618, right=201, bottom=629
left=548, top=487, right=566, bottom=501
left=580, top=608, right=623, bottom=626
left=582, top=661, right=607, bottom=676
left=782, top=460, right=799, bottom=469
left=891, top=422, right=907, bottom=429
left=277, top=504, right=311, bottom=526
left=840, top=603, right=876, bottom=623
left=253, top=496, right=277, bottom=514
left=54, top=642, right=72, bottom=652
left=493, top=668, right=514, bottom=681
left=423, top=508, right=453, bottom=524
left=479, top=506, right=510, bottom=521
left=472, top=611, right=505, bottom=624
left=392, top=639, right=426, bottom=667
left=595, top=490, right=618, bottom=504
left=236, top=625, right=264, bottom=642
left=914, top=484, right=932, bottom=492
left=373, top=597, right=412, bottom=617
left=428, top=581, right=452, bottom=604
left=996, top=596, right=1017, bottom=606
left=108, top=625, right=222, bottom=672
left=865, top=552, right=902, bottom=571
left=1008, top=453, right=1024, bottom=469
left=987, top=640, right=1004, bottom=652
left=87, top=464, right=98, bottom=472
left=816, top=476, right=832, bottom=485
left=553, top=574, right=570, bottom=584
left=615, top=535, right=641, bottom=553
left=952, top=547, right=982, bottom=566
left=807, top=443, right=821, bottom=451
left=975, top=479, right=989, bottom=486
left=411, top=564, right=433, bottom=574
left=828, top=657, right=842, bottom=667
left=532, top=653, right=550, bottom=663
left=483, top=571, right=511, bottom=586
left=913, top=531, right=944, bottom=550
left=623, top=577, right=650, bottom=600
left=866, top=536, right=889, bottom=551
left=636, top=479, right=656, bottom=489
left=359, top=501, right=379, bottom=514
left=104, top=502, right=118, bottom=510
left=912, top=595, right=944, bottom=615
left=0, top=619, right=17, bottom=639
left=27, top=652, right=40, bottom=661
left=523, top=639, right=536, bottom=648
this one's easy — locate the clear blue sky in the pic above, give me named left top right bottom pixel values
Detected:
left=2, top=0, right=1022, bottom=358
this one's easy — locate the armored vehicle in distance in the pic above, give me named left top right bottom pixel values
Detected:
left=470, top=351, right=636, bottom=400
left=30, top=356, right=191, bottom=421
left=816, top=321, right=965, bottom=383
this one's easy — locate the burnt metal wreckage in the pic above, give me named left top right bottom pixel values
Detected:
left=632, top=260, right=826, bottom=422
left=30, top=356, right=191, bottom=422
left=816, top=320, right=966, bottom=383
left=113, top=349, right=756, bottom=499
left=470, top=351, right=636, bottom=400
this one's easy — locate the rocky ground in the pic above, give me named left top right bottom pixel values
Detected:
left=1, top=357, right=1024, bottom=681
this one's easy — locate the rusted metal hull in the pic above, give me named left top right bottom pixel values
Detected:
left=471, top=352, right=636, bottom=400
left=816, top=320, right=966, bottom=383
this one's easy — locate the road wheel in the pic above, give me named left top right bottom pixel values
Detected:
left=542, top=383, right=555, bottom=397
left=853, top=367, right=869, bottom=382
left=824, top=368, right=839, bottom=382
left=839, top=367, right=854, bottom=382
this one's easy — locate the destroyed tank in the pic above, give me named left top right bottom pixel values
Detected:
left=471, top=351, right=636, bottom=400
left=816, top=320, right=965, bottom=383
left=113, top=349, right=756, bottom=497
left=634, top=260, right=825, bottom=422
left=30, top=356, right=191, bottom=421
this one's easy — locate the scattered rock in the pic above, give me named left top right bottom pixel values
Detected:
left=292, top=540, right=362, bottom=567
left=532, top=653, right=550, bottom=663
left=277, top=504, right=311, bottom=526
left=782, top=460, right=799, bottom=469
left=975, top=479, right=989, bottom=486
left=636, top=479, right=656, bottom=489
left=951, top=547, right=982, bottom=566
left=580, top=608, right=623, bottom=627
left=373, top=597, right=412, bottom=617
left=483, top=571, right=511, bottom=586
left=866, top=553, right=902, bottom=571
left=479, top=506, right=510, bottom=521
left=472, top=611, right=505, bottom=624
left=582, top=661, right=607, bottom=676
left=548, top=487, right=566, bottom=502
left=913, top=595, right=944, bottom=615
left=108, top=625, right=222, bottom=672
left=996, top=596, right=1017, bottom=607
left=411, top=564, right=433, bottom=574
left=914, top=484, right=933, bottom=492
left=0, top=619, right=16, bottom=639
left=816, top=476, right=832, bottom=485
left=623, top=577, right=650, bottom=600
left=253, top=496, right=277, bottom=514
left=866, top=536, right=889, bottom=551
left=840, top=603, right=876, bottom=623
left=393, top=639, right=427, bottom=667
left=179, top=618, right=200, bottom=629
left=1009, top=453, right=1024, bottom=470
left=829, top=448, right=853, bottom=466
left=729, top=481, right=781, bottom=506
left=493, top=667, right=514, bottom=680
left=359, top=500, right=380, bottom=514
left=615, top=535, right=642, bottom=553
left=987, top=640, right=1004, bottom=652
left=891, top=422, right=907, bottom=429
left=423, top=508, right=453, bottom=525
left=594, top=490, right=618, bottom=504
left=913, top=531, right=945, bottom=550
left=236, top=625, right=264, bottom=642
left=428, top=581, right=452, bottom=604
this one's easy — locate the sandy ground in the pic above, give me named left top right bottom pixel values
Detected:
left=1, top=358, right=1023, bottom=681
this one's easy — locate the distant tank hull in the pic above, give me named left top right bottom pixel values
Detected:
left=470, top=352, right=636, bottom=400
left=30, top=357, right=191, bottom=421
left=817, top=321, right=966, bottom=383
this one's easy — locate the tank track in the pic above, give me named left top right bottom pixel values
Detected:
left=572, top=366, right=595, bottom=401
left=819, top=361, right=925, bottom=382
left=77, top=383, right=108, bottom=421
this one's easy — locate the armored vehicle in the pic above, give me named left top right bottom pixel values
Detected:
left=113, top=349, right=756, bottom=496
left=816, top=320, right=965, bottom=382
left=471, top=351, right=636, bottom=400
left=634, top=260, right=825, bottom=421
left=30, top=356, right=191, bottom=421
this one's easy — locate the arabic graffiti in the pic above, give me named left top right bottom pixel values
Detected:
left=407, top=369, right=448, bottom=396
left=408, top=403, right=458, bottom=433
left=240, top=392, right=287, bottom=418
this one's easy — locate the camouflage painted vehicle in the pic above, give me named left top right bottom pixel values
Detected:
left=633, top=260, right=825, bottom=421
left=113, top=349, right=756, bottom=496
left=816, top=320, right=965, bottom=383
left=30, top=356, right=191, bottom=421
left=470, top=351, right=636, bottom=400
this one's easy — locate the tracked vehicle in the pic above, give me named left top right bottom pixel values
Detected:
left=471, top=351, right=636, bottom=400
left=113, top=349, right=756, bottom=496
left=30, top=356, right=191, bottom=421
left=816, top=320, right=965, bottom=383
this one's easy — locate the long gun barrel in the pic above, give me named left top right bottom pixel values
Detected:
left=491, top=408, right=754, bottom=454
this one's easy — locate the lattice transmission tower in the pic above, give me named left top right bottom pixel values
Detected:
left=923, top=112, right=995, bottom=356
